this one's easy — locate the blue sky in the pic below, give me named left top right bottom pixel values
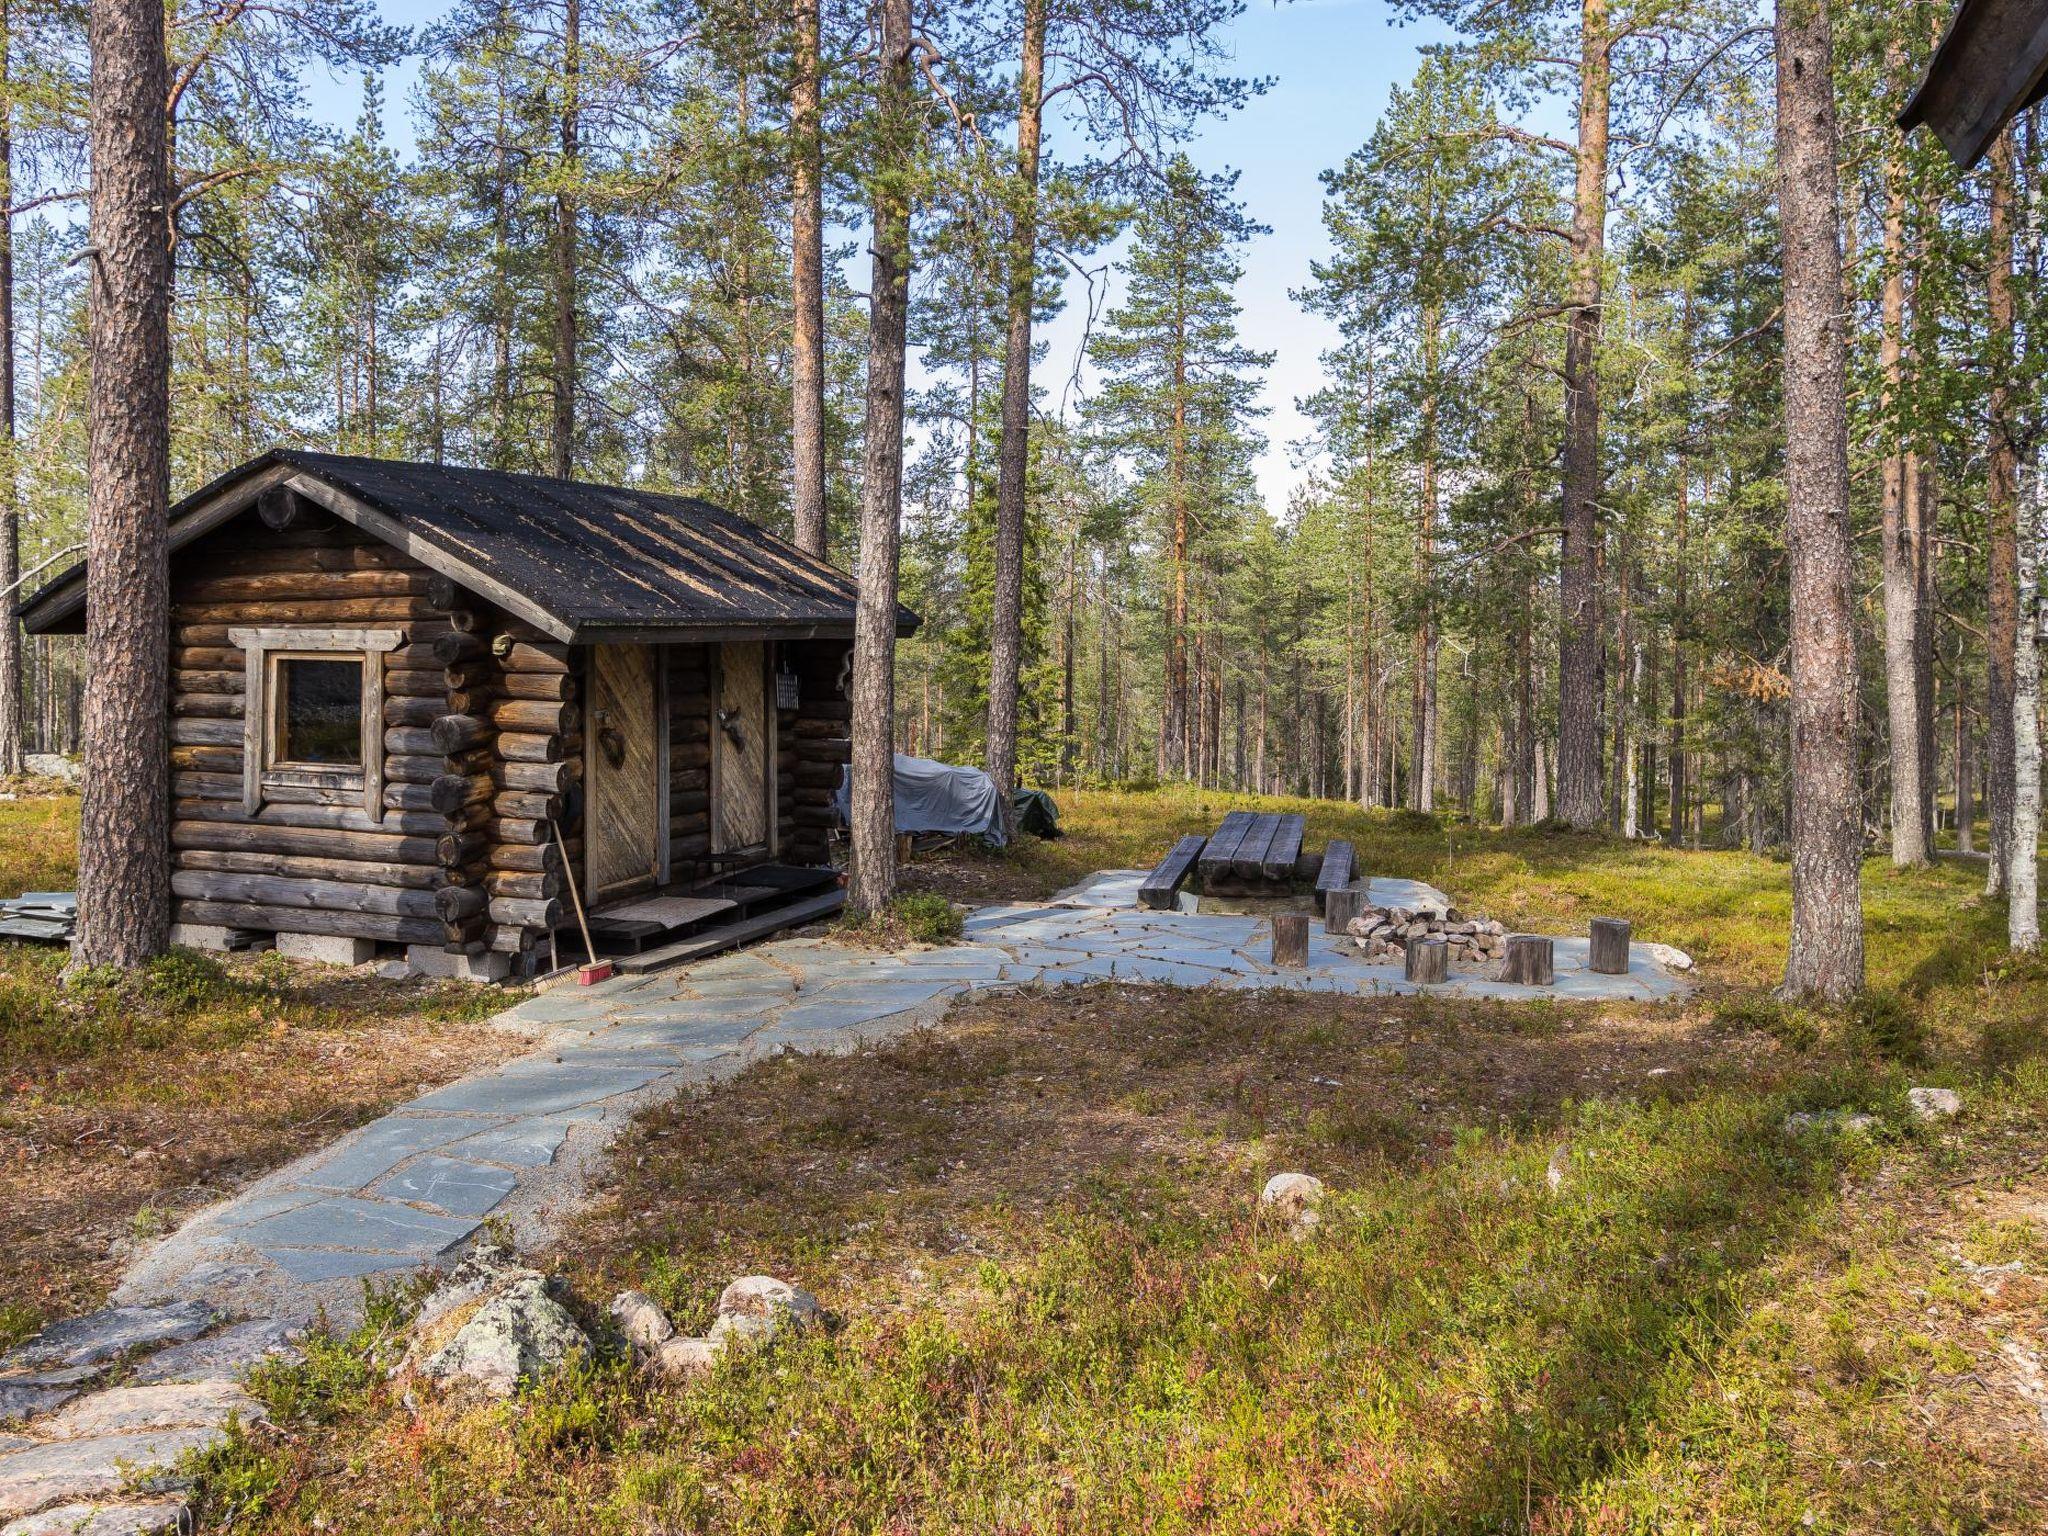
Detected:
left=303, top=0, right=1437, bottom=511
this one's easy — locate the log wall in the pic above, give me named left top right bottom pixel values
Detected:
left=167, top=510, right=495, bottom=953
left=780, top=640, right=852, bottom=866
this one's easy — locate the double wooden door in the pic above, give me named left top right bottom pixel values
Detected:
left=586, top=643, right=662, bottom=903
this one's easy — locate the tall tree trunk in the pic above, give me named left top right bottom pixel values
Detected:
left=1987, top=128, right=2020, bottom=898
left=1166, top=380, right=1189, bottom=777
left=788, top=0, right=828, bottom=556
left=77, top=0, right=172, bottom=968
left=2012, top=455, right=2041, bottom=951
left=0, top=0, right=19, bottom=777
left=1412, top=322, right=1440, bottom=813
left=549, top=0, right=580, bottom=480
left=1667, top=436, right=1690, bottom=844
left=1879, top=90, right=1928, bottom=865
left=1556, top=0, right=1611, bottom=829
left=847, top=0, right=913, bottom=918
left=1957, top=694, right=1975, bottom=854
left=986, top=0, right=1045, bottom=838
left=1774, top=0, right=1863, bottom=1002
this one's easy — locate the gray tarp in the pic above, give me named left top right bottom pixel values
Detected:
left=835, top=752, right=1007, bottom=846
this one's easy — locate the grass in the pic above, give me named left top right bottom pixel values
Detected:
left=0, top=788, right=526, bottom=1346
left=25, top=784, right=2048, bottom=1531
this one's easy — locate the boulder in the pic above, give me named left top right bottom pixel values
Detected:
left=403, top=1246, right=587, bottom=1398
left=608, top=1292, right=675, bottom=1357
left=644, top=1336, right=723, bottom=1383
left=707, top=1278, right=824, bottom=1347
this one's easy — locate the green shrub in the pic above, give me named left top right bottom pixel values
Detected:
left=1845, top=989, right=1927, bottom=1065
left=892, top=893, right=963, bottom=944
left=1714, top=992, right=1820, bottom=1052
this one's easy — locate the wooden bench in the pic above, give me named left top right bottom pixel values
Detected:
left=1139, top=834, right=1207, bottom=910
left=1314, top=839, right=1355, bottom=911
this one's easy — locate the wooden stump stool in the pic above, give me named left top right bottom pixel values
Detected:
left=1325, top=882, right=1369, bottom=937
left=1405, top=935, right=1448, bottom=985
left=1271, top=912, right=1310, bottom=969
left=1501, top=934, right=1554, bottom=986
left=1589, top=916, right=1632, bottom=975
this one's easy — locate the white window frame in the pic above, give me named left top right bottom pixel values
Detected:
left=228, top=626, right=401, bottom=820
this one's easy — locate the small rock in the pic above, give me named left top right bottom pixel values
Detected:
left=1908, top=1087, right=1961, bottom=1121
left=1259, top=1172, right=1326, bottom=1229
left=0, top=1499, right=189, bottom=1535
left=643, top=1336, right=722, bottom=1382
left=607, top=1291, right=674, bottom=1356
left=1388, top=906, right=1414, bottom=925
left=707, top=1277, right=823, bottom=1347
left=1784, top=1109, right=1881, bottom=1136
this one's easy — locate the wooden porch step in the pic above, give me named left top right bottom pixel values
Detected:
left=611, top=887, right=847, bottom=975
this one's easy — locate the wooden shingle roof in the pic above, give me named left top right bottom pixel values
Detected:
left=1899, top=0, right=2048, bottom=167
left=21, top=450, right=918, bottom=643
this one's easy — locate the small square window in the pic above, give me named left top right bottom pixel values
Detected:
left=274, top=656, right=364, bottom=767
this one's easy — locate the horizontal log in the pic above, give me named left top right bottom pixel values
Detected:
left=170, top=717, right=242, bottom=748
left=431, top=714, right=493, bottom=754
left=172, top=772, right=241, bottom=801
left=492, top=639, right=570, bottom=673
left=499, top=672, right=576, bottom=702
left=384, top=696, right=443, bottom=729
left=498, top=759, right=574, bottom=794
left=672, top=744, right=710, bottom=771
left=669, top=833, right=710, bottom=860
left=795, top=738, right=852, bottom=764
left=673, top=717, right=708, bottom=744
left=175, top=898, right=445, bottom=946
left=173, top=646, right=243, bottom=671
left=175, top=796, right=458, bottom=838
left=385, top=726, right=440, bottom=757
left=488, top=842, right=564, bottom=874
left=488, top=925, right=537, bottom=953
left=386, top=753, right=452, bottom=787
left=494, top=789, right=560, bottom=821
left=791, top=786, right=835, bottom=807
left=175, top=669, right=243, bottom=696
left=174, top=818, right=442, bottom=866
left=178, top=847, right=449, bottom=890
left=670, top=790, right=710, bottom=816
left=202, top=542, right=414, bottom=577
left=173, top=867, right=445, bottom=920
left=490, top=817, right=550, bottom=846
left=486, top=869, right=562, bottom=900
left=497, top=732, right=563, bottom=764
left=170, top=693, right=242, bottom=720
left=492, top=698, right=575, bottom=734
left=792, top=806, right=840, bottom=828
left=671, top=767, right=708, bottom=792
left=180, top=569, right=430, bottom=603
left=801, top=700, right=853, bottom=723
left=172, top=744, right=243, bottom=774
left=443, top=660, right=494, bottom=691
left=173, top=596, right=436, bottom=624
left=387, top=670, right=448, bottom=698
left=489, top=895, right=562, bottom=928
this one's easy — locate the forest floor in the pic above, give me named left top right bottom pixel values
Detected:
left=11, top=784, right=2048, bottom=1531
left=0, top=788, right=523, bottom=1348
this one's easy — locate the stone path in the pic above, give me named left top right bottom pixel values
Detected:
left=1, top=869, right=1689, bottom=1527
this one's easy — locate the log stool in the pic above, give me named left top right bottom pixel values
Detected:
left=1325, top=882, right=1369, bottom=937
left=1405, top=935, right=1447, bottom=985
left=1271, top=912, right=1310, bottom=968
left=1501, top=934, right=1554, bottom=986
left=1589, top=916, right=1632, bottom=975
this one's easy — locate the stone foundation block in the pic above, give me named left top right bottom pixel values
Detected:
left=405, top=946, right=512, bottom=984
left=168, top=924, right=233, bottom=953
left=275, top=933, right=378, bottom=967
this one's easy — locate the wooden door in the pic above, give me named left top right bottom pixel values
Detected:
left=586, top=643, right=662, bottom=903
left=713, top=642, right=771, bottom=855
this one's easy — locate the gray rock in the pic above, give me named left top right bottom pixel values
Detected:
left=0, top=1499, right=188, bottom=1535
left=607, top=1292, right=673, bottom=1357
left=0, top=1389, right=76, bottom=1428
left=1784, top=1109, right=1881, bottom=1136
left=643, top=1336, right=722, bottom=1382
left=1259, top=1172, right=1326, bottom=1236
left=0, top=1430, right=220, bottom=1520
left=2, top=1308, right=217, bottom=1377
left=404, top=1246, right=587, bottom=1398
left=127, top=1320, right=300, bottom=1387
left=40, top=1383, right=257, bottom=1443
left=1908, top=1086, right=1962, bottom=1121
left=706, top=1277, right=823, bottom=1347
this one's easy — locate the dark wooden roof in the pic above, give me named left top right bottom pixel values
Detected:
left=20, top=450, right=919, bottom=642
left=1899, top=0, right=2048, bottom=167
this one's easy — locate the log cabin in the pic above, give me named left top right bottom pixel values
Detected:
left=18, top=450, right=918, bottom=980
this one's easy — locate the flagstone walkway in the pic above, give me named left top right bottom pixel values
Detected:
left=1, top=869, right=1690, bottom=1527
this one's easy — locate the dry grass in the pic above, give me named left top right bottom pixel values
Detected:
left=0, top=790, right=524, bottom=1345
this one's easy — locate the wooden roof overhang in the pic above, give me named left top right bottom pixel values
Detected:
left=20, top=451, right=920, bottom=643
left=1899, top=0, right=2048, bottom=167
